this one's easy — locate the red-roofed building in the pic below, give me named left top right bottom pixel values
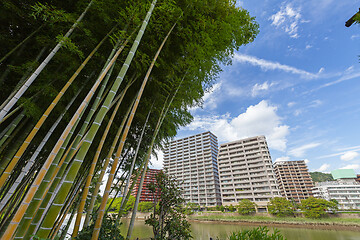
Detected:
left=131, top=168, right=161, bottom=202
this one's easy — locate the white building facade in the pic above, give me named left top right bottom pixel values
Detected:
left=313, top=179, right=360, bottom=210
left=218, top=136, right=281, bottom=211
left=163, top=131, right=222, bottom=206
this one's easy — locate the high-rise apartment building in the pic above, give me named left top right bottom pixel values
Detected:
left=218, top=136, right=280, bottom=211
left=273, top=160, right=314, bottom=203
left=163, top=131, right=222, bottom=206
left=131, top=168, right=161, bottom=202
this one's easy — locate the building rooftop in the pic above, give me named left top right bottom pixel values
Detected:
left=331, top=169, right=356, bottom=180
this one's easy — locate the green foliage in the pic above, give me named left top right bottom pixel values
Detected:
left=300, top=197, right=338, bottom=219
left=145, top=172, right=192, bottom=240
left=30, top=2, right=71, bottom=23
left=56, top=35, right=84, bottom=59
left=309, top=172, right=334, bottom=182
left=228, top=226, right=286, bottom=240
left=237, top=199, right=257, bottom=215
left=267, top=198, right=294, bottom=217
left=184, top=202, right=200, bottom=215
left=138, top=201, right=153, bottom=212
left=76, top=214, right=124, bottom=240
left=228, top=204, right=236, bottom=212
left=105, top=196, right=135, bottom=214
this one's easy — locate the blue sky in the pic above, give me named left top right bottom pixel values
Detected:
left=151, top=0, right=360, bottom=173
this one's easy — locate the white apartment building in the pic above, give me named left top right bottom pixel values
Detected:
left=218, top=136, right=280, bottom=211
left=312, top=169, right=360, bottom=210
left=163, top=131, right=222, bottom=206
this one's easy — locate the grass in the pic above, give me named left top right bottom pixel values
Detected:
left=188, top=214, right=360, bottom=226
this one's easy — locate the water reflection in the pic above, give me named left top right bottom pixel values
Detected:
left=120, top=219, right=360, bottom=240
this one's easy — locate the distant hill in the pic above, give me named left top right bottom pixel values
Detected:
left=310, top=172, right=334, bottom=182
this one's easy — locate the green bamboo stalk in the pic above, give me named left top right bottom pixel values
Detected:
left=0, top=119, right=29, bottom=176
left=0, top=111, right=25, bottom=151
left=0, top=21, right=115, bottom=190
left=0, top=24, right=44, bottom=64
left=36, top=3, right=157, bottom=236
left=71, top=82, right=132, bottom=238
left=0, top=0, right=94, bottom=121
left=0, top=87, right=83, bottom=212
left=127, top=73, right=185, bottom=239
left=83, top=97, right=135, bottom=228
left=0, top=45, right=47, bottom=112
left=2, top=43, right=123, bottom=239
left=118, top=108, right=152, bottom=217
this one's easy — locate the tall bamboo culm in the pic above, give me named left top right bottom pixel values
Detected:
left=1, top=36, right=124, bottom=240
left=71, top=81, right=132, bottom=237
left=0, top=22, right=114, bottom=190
left=0, top=87, right=82, bottom=212
left=0, top=0, right=94, bottom=121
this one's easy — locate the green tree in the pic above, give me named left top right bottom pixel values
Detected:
left=300, top=197, right=337, bottom=219
left=309, top=172, right=334, bottom=182
left=267, top=197, right=294, bottom=217
left=237, top=199, right=257, bottom=215
left=145, top=171, right=192, bottom=240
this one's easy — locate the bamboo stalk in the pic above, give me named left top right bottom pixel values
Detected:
left=118, top=108, right=152, bottom=217
left=71, top=82, right=131, bottom=238
left=0, top=87, right=82, bottom=212
left=83, top=97, right=135, bottom=228
left=0, top=45, right=47, bottom=112
left=37, top=4, right=157, bottom=236
left=0, top=21, right=115, bottom=189
left=0, top=24, right=44, bottom=64
left=1, top=35, right=124, bottom=240
left=0, top=0, right=94, bottom=121
left=0, top=111, right=25, bottom=151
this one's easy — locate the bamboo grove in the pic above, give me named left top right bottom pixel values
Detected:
left=0, top=0, right=258, bottom=239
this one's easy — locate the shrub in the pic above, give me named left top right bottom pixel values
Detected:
left=237, top=199, right=257, bottom=215
left=267, top=197, right=294, bottom=217
left=76, top=214, right=124, bottom=240
left=138, top=201, right=154, bottom=212
left=228, top=204, right=236, bottom=212
left=228, top=226, right=286, bottom=240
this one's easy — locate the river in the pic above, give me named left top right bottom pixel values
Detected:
left=120, top=219, right=360, bottom=240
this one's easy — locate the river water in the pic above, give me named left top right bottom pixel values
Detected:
left=120, top=219, right=360, bottom=240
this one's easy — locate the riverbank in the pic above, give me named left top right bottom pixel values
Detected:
left=188, top=213, right=360, bottom=231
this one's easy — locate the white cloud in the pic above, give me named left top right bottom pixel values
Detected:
left=233, top=53, right=318, bottom=79
left=304, top=159, right=310, bottom=164
left=310, top=99, right=322, bottom=108
left=186, top=100, right=290, bottom=151
left=269, top=3, right=306, bottom=38
left=351, top=34, right=360, bottom=40
left=251, top=81, right=274, bottom=97
left=305, top=45, right=312, bottom=49
left=340, top=151, right=359, bottom=161
left=294, top=109, right=302, bottom=116
left=316, top=163, right=330, bottom=172
left=318, top=71, right=360, bottom=89
left=289, top=142, right=321, bottom=157
left=340, top=164, right=360, bottom=171
left=202, top=82, right=222, bottom=110
left=150, top=149, right=164, bottom=169
left=287, top=102, right=296, bottom=107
